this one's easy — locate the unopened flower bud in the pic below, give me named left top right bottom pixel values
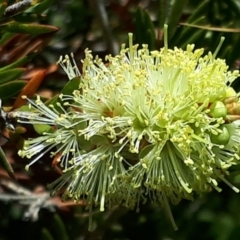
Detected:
left=209, top=101, right=227, bottom=119
left=210, top=125, right=230, bottom=145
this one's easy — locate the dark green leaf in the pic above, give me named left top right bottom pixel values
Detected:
left=0, top=146, right=15, bottom=179
left=0, top=32, right=15, bottom=46
left=61, top=77, right=81, bottom=95
left=139, top=144, right=154, bottom=159
left=187, top=0, right=209, bottom=23
left=0, top=54, right=34, bottom=70
left=0, top=80, right=27, bottom=99
left=180, top=29, right=206, bottom=49
left=167, top=0, right=189, bottom=38
left=91, top=135, right=108, bottom=145
left=50, top=214, right=69, bottom=240
left=157, top=0, right=170, bottom=28
left=0, top=68, right=25, bottom=84
left=0, top=22, right=59, bottom=35
left=135, top=8, right=156, bottom=50
left=26, top=0, right=54, bottom=15
left=33, top=124, right=51, bottom=135
left=0, top=2, right=7, bottom=18
left=172, top=16, right=205, bottom=47
left=45, top=94, right=59, bottom=107
left=13, top=13, right=39, bottom=23
left=46, top=77, right=81, bottom=108
left=40, top=228, right=54, bottom=240
left=228, top=227, right=240, bottom=240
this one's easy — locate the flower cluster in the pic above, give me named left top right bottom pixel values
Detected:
left=14, top=27, right=240, bottom=229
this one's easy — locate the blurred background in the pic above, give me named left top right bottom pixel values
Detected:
left=1, top=0, right=240, bottom=239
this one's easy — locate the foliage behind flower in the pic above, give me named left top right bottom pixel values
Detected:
left=14, top=26, right=240, bottom=230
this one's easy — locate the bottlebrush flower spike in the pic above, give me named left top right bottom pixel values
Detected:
left=14, top=25, right=240, bottom=230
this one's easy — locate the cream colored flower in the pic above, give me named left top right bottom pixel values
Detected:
left=15, top=26, right=240, bottom=230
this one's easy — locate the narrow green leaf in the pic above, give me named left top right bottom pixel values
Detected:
left=227, top=0, right=240, bottom=16
left=187, top=0, right=209, bottom=23
left=0, top=80, right=27, bottom=99
left=0, top=146, right=15, bottom=179
left=0, top=2, right=7, bottom=18
left=145, top=12, right=156, bottom=49
left=135, top=8, right=145, bottom=44
left=180, top=29, right=206, bottom=49
left=157, top=0, right=169, bottom=28
left=228, top=227, right=240, bottom=240
left=45, top=94, right=59, bottom=107
left=50, top=214, right=69, bottom=240
left=139, top=144, right=155, bottom=159
left=46, top=77, right=81, bottom=108
left=33, top=124, right=51, bottom=134
left=172, top=16, right=205, bottom=47
left=0, top=68, right=25, bottom=84
left=40, top=228, right=54, bottom=240
left=219, top=45, right=231, bottom=65
left=61, top=77, right=81, bottom=95
left=0, top=54, right=34, bottom=71
left=134, top=8, right=156, bottom=49
left=91, top=135, right=108, bottom=145
left=77, top=135, right=92, bottom=151
left=227, top=34, right=240, bottom=67
left=13, top=13, right=39, bottom=23
left=0, top=32, right=15, bottom=46
left=26, top=0, right=54, bottom=14
left=146, top=28, right=155, bottom=50
left=167, top=0, right=189, bottom=38
left=1, top=22, right=59, bottom=35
